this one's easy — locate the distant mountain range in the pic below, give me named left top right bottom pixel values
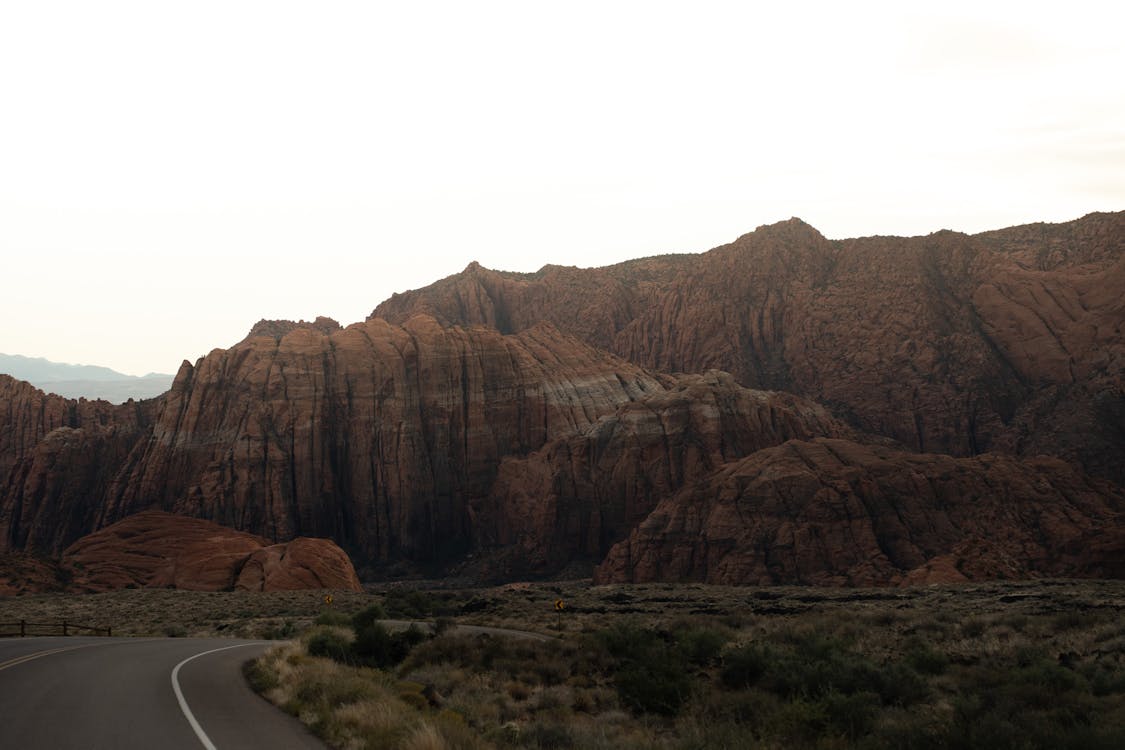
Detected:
left=0, top=353, right=173, bottom=403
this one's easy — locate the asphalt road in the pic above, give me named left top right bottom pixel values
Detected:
left=0, top=636, right=325, bottom=750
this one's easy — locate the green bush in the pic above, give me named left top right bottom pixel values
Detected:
left=353, top=623, right=429, bottom=669
left=905, top=640, right=949, bottom=675
left=674, top=624, right=729, bottom=666
left=594, top=623, right=692, bottom=716
left=721, top=643, right=774, bottom=689
left=721, top=633, right=927, bottom=707
left=307, top=628, right=353, bottom=664
left=315, top=609, right=352, bottom=627
left=821, top=689, right=881, bottom=739
left=615, top=652, right=692, bottom=716
left=351, top=603, right=387, bottom=632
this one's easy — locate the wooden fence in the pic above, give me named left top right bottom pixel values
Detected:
left=0, top=620, right=112, bottom=637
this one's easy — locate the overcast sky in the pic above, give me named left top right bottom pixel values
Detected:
left=2, top=1, right=1122, bottom=376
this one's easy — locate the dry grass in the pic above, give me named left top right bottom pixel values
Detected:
left=4, top=579, right=1125, bottom=748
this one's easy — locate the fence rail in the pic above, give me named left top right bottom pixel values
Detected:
left=0, top=620, right=111, bottom=638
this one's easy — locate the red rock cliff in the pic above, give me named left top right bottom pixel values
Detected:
left=373, top=212, right=1125, bottom=482
left=595, top=438, right=1125, bottom=586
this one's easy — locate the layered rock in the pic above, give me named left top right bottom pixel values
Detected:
left=473, top=371, right=856, bottom=576
left=0, top=212, right=1121, bottom=587
left=0, top=552, right=66, bottom=596
left=595, top=438, right=1125, bottom=586
left=374, top=212, right=1125, bottom=482
left=0, top=376, right=154, bottom=553
left=60, top=510, right=361, bottom=592
left=4, top=316, right=664, bottom=571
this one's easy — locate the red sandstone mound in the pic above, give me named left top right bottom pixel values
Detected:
left=472, top=370, right=858, bottom=577
left=594, top=438, right=1125, bottom=586
left=373, top=212, right=1125, bottom=484
left=0, top=552, right=66, bottom=596
left=60, top=510, right=361, bottom=592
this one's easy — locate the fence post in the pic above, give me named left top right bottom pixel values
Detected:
left=107, top=626, right=112, bottom=638
left=20, top=620, right=25, bottom=637
left=62, top=620, right=68, bottom=636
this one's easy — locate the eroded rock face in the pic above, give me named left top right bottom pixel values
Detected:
left=1, top=213, right=1121, bottom=587
left=594, top=438, right=1125, bottom=586
left=473, top=371, right=857, bottom=577
left=0, top=318, right=669, bottom=575
left=60, top=510, right=361, bottom=592
left=0, top=376, right=154, bottom=554
left=373, top=212, right=1125, bottom=482
left=0, top=552, right=65, bottom=596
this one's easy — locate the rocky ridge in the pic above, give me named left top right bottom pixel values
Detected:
left=0, top=213, right=1122, bottom=587
left=595, top=438, right=1125, bottom=586
left=374, top=212, right=1125, bottom=483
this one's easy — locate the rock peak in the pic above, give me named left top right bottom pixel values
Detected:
left=246, top=316, right=342, bottom=341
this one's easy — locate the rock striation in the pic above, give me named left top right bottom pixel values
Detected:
left=473, top=370, right=857, bottom=577
left=0, top=213, right=1122, bottom=587
left=595, top=438, right=1125, bottom=586
left=59, top=510, right=361, bottom=592
left=374, top=212, right=1125, bottom=483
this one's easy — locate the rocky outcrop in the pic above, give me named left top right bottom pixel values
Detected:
left=0, top=552, right=66, bottom=596
left=0, top=376, right=154, bottom=553
left=595, top=438, right=1125, bottom=586
left=2, top=316, right=665, bottom=571
left=1, top=213, right=1122, bottom=587
left=235, top=537, right=363, bottom=592
left=245, top=316, right=343, bottom=341
left=59, top=510, right=361, bottom=592
left=374, top=212, right=1125, bottom=482
left=472, top=371, right=856, bottom=577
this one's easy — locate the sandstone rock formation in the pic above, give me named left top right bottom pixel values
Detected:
left=0, top=213, right=1122, bottom=587
left=374, top=212, right=1125, bottom=483
left=0, top=375, right=154, bottom=553
left=0, top=552, right=65, bottom=596
left=59, top=510, right=361, bottom=592
left=472, top=370, right=857, bottom=577
left=595, top=438, right=1125, bottom=586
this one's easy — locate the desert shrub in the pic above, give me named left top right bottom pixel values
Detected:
left=1088, top=666, right=1125, bottom=696
left=525, top=719, right=574, bottom=749
left=700, top=688, right=781, bottom=724
left=615, top=654, right=692, bottom=716
left=383, top=589, right=459, bottom=619
left=905, top=640, right=949, bottom=675
left=820, top=689, right=881, bottom=739
left=315, top=609, right=352, bottom=627
left=673, top=624, right=730, bottom=666
left=307, top=627, right=354, bottom=664
left=721, top=643, right=774, bottom=689
left=353, top=623, right=429, bottom=669
left=1051, top=610, right=1092, bottom=632
left=960, top=617, right=988, bottom=638
left=292, top=666, right=379, bottom=709
left=352, top=603, right=388, bottom=631
left=594, top=621, right=662, bottom=663
left=723, top=632, right=927, bottom=707
left=243, top=657, right=280, bottom=692
left=593, top=623, right=692, bottom=716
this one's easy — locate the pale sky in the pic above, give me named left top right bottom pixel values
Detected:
left=2, top=1, right=1122, bottom=376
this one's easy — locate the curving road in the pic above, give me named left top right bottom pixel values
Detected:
left=0, top=636, right=324, bottom=750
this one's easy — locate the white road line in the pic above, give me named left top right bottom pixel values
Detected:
left=171, top=642, right=267, bottom=750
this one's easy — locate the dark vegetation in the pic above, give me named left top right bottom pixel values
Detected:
left=5, top=580, right=1125, bottom=747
